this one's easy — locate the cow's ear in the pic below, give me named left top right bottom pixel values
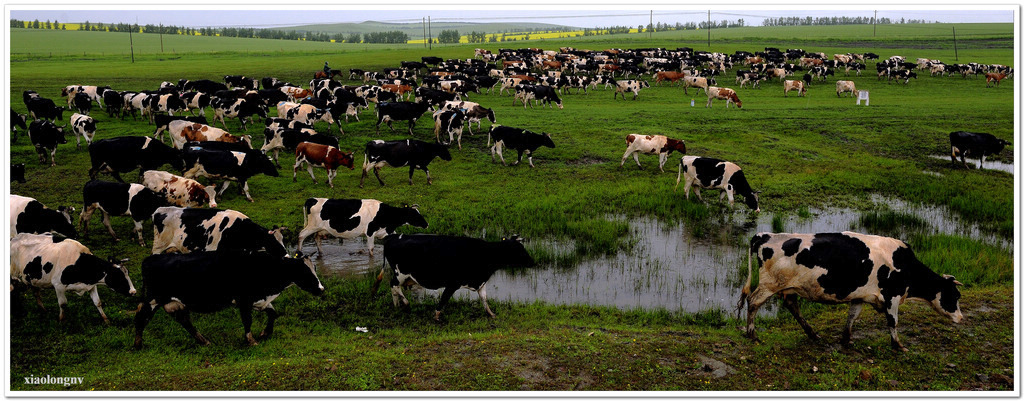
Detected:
left=410, top=204, right=419, bottom=210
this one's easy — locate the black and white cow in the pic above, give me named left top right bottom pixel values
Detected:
left=88, top=136, right=184, bottom=182
left=530, top=85, right=563, bottom=109
left=487, top=125, right=556, bottom=168
left=180, top=92, right=211, bottom=116
left=740, top=231, right=963, bottom=351
left=415, top=87, right=461, bottom=110
left=432, top=109, right=467, bottom=149
left=11, top=194, right=77, bottom=238
left=181, top=147, right=279, bottom=202
left=27, top=120, right=68, bottom=166
left=611, top=79, right=651, bottom=100
left=145, top=93, right=188, bottom=124
left=675, top=155, right=760, bottom=212
left=949, top=131, right=1011, bottom=170
left=260, top=127, right=336, bottom=166
left=72, top=92, right=93, bottom=115
left=69, top=113, right=97, bottom=149
left=224, top=75, right=258, bottom=90
left=297, top=198, right=428, bottom=257
left=180, top=79, right=229, bottom=94
left=11, top=233, right=135, bottom=323
left=212, top=98, right=267, bottom=131
left=375, top=234, right=534, bottom=320
left=80, top=180, right=165, bottom=246
left=12, top=163, right=26, bottom=183
left=11, top=108, right=28, bottom=139
left=133, top=251, right=323, bottom=348
left=375, top=102, right=431, bottom=135
left=360, top=139, right=452, bottom=187
left=150, top=206, right=287, bottom=257
left=26, top=97, right=66, bottom=121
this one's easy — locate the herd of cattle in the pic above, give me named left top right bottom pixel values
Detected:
left=8, top=44, right=1011, bottom=352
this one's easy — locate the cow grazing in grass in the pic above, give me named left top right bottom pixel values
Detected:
left=11, top=233, right=135, bottom=323
left=783, top=80, right=807, bottom=97
left=360, top=139, right=452, bottom=187
left=72, top=92, right=93, bottom=115
left=375, top=101, right=431, bottom=135
left=293, top=142, right=354, bottom=188
left=297, top=198, right=428, bottom=257
left=168, top=121, right=251, bottom=150
left=69, top=113, right=97, bottom=149
left=835, top=80, right=858, bottom=98
left=675, top=155, right=759, bottom=212
left=180, top=92, right=211, bottom=116
left=375, top=234, right=533, bottom=321
left=11, top=194, right=77, bottom=239
left=705, top=87, right=742, bottom=109
left=182, top=147, right=279, bottom=202
left=27, top=97, right=66, bottom=122
left=949, top=131, right=1011, bottom=170
left=27, top=120, right=68, bottom=166
left=212, top=98, right=267, bottom=131
left=433, top=109, right=467, bottom=149
left=740, top=231, right=963, bottom=351
left=153, top=115, right=208, bottom=142
left=488, top=125, right=556, bottom=168
left=133, top=251, right=323, bottom=348
left=80, top=180, right=165, bottom=246
left=620, top=134, right=686, bottom=172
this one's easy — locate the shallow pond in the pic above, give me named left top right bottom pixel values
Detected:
left=312, top=196, right=1011, bottom=314
left=928, top=154, right=1014, bottom=174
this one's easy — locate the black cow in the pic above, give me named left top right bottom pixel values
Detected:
left=133, top=251, right=324, bottom=348
left=675, top=155, right=760, bottom=212
left=10, top=194, right=77, bottom=238
left=12, top=163, right=26, bottom=183
left=224, top=75, right=257, bottom=90
left=153, top=115, right=208, bottom=141
left=949, top=131, right=1011, bottom=170
left=422, top=56, right=444, bottom=66
left=256, top=89, right=289, bottom=106
left=260, top=77, right=292, bottom=90
left=415, top=87, right=461, bottom=110
left=102, top=90, right=124, bottom=119
left=375, top=101, right=431, bottom=135
left=375, top=234, right=534, bottom=320
left=26, top=97, right=66, bottom=121
left=88, top=136, right=184, bottom=182
left=80, top=180, right=165, bottom=246
left=27, top=120, right=68, bottom=166
left=530, top=85, right=563, bottom=109
left=72, top=92, right=93, bottom=115
left=741, top=232, right=963, bottom=351
left=181, top=148, right=278, bottom=202
left=487, top=125, right=556, bottom=168
left=297, top=198, right=428, bottom=257
left=360, top=139, right=452, bottom=187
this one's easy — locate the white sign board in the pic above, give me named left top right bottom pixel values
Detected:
left=856, top=90, right=869, bottom=106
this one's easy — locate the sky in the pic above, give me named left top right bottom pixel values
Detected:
left=8, top=8, right=1015, bottom=29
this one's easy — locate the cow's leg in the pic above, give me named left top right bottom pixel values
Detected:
left=172, top=309, right=210, bottom=345
left=79, top=204, right=95, bottom=236
left=89, top=287, right=110, bottom=324
left=272, top=149, right=281, bottom=167
left=658, top=153, right=667, bottom=172
left=424, top=167, right=434, bottom=185
left=744, top=287, right=776, bottom=341
left=365, top=234, right=377, bottom=256
left=884, top=297, right=908, bottom=352
left=305, top=163, right=318, bottom=184
left=239, top=306, right=259, bottom=346
left=435, top=286, right=459, bottom=321
left=781, top=294, right=818, bottom=340
left=49, top=148, right=57, bottom=167
left=259, top=305, right=278, bottom=339
left=292, top=159, right=302, bottom=182
left=979, top=155, right=986, bottom=170
left=841, top=301, right=865, bottom=346
left=373, top=167, right=386, bottom=186
left=327, top=169, right=337, bottom=188
left=478, top=283, right=496, bottom=318
left=132, top=302, right=157, bottom=349
left=33, top=287, right=46, bottom=310
left=240, top=181, right=254, bottom=202
left=55, top=287, right=69, bottom=321
left=216, top=181, right=231, bottom=196
left=390, top=275, right=410, bottom=309
left=512, top=150, right=524, bottom=166
left=100, top=210, right=119, bottom=241
left=526, top=150, right=535, bottom=168
left=311, top=233, right=326, bottom=257
left=133, top=219, right=146, bottom=246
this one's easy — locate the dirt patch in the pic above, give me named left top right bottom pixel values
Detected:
left=567, top=156, right=609, bottom=166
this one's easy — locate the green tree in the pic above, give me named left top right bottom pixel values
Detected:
left=437, top=29, right=460, bottom=44
left=32, top=19, right=40, bottom=29
left=346, top=33, right=361, bottom=43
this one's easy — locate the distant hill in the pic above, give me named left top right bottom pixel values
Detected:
left=277, top=21, right=581, bottom=39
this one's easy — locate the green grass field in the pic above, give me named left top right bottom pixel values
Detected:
left=8, top=24, right=1015, bottom=391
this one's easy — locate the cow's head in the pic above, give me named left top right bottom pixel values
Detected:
left=256, top=150, right=279, bottom=176
left=500, top=235, right=535, bottom=268
left=333, top=150, right=355, bottom=170
left=55, top=205, right=78, bottom=238
left=55, top=125, right=69, bottom=144
left=932, top=274, right=964, bottom=323
left=540, top=133, right=556, bottom=149
left=102, top=257, right=136, bottom=296
left=12, top=163, right=26, bottom=183
left=402, top=204, right=429, bottom=229
left=290, top=255, right=325, bottom=296
left=434, top=143, right=453, bottom=161
left=744, top=191, right=760, bottom=213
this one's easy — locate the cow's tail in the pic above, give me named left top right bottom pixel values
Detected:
left=371, top=251, right=389, bottom=296
left=674, top=159, right=683, bottom=191
left=736, top=247, right=755, bottom=321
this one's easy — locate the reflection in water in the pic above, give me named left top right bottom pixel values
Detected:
left=314, top=196, right=1011, bottom=314
left=928, top=154, right=1014, bottom=174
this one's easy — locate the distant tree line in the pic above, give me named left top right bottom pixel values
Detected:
left=762, top=16, right=930, bottom=26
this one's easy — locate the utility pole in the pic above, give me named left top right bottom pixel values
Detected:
left=873, top=10, right=877, bottom=36
left=649, top=10, right=653, bottom=39
left=422, top=17, right=426, bottom=48
left=953, top=26, right=959, bottom=61
left=428, top=16, right=432, bottom=50
left=159, top=24, right=164, bottom=53
left=707, top=10, right=711, bottom=49
left=129, top=21, right=135, bottom=63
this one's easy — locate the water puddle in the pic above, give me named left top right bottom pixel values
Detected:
left=312, top=196, right=1011, bottom=314
left=928, top=154, right=1014, bottom=174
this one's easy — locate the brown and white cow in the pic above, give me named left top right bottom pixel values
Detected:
left=620, top=134, right=686, bottom=172
left=654, top=71, right=688, bottom=86
left=783, top=80, right=807, bottom=97
left=682, top=76, right=713, bottom=95
left=279, top=86, right=311, bottom=102
left=705, top=87, right=742, bottom=108
left=835, top=80, right=858, bottom=97
left=168, top=121, right=251, bottom=150
left=142, top=170, right=217, bottom=208
left=293, top=142, right=354, bottom=188
left=740, top=231, right=963, bottom=352
left=985, top=73, right=1008, bottom=87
